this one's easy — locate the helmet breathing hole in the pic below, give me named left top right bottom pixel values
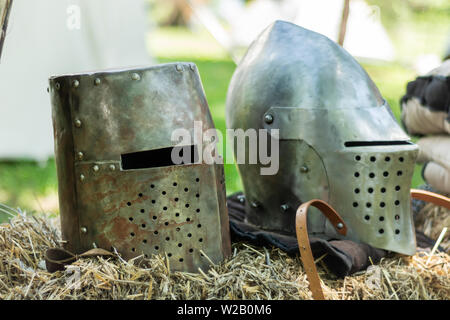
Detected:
left=385, top=156, right=391, bottom=162
left=353, top=202, right=358, bottom=207
left=379, top=216, right=384, bottom=221
left=395, top=229, right=400, bottom=234
left=355, top=155, right=361, bottom=161
left=397, top=171, right=403, bottom=176
left=354, top=188, right=360, bottom=194
left=368, top=188, right=374, bottom=194
left=399, top=157, right=404, bottom=162
left=354, top=172, right=360, bottom=177
left=380, top=202, right=385, bottom=208
left=364, top=215, right=370, bottom=221
left=378, top=229, right=384, bottom=234
left=381, top=187, right=386, bottom=193
left=395, top=186, right=401, bottom=191
left=366, top=202, right=372, bottom=208
left=369, top=173, right=375, bottom=178
left=395, top=215, right=400, bottom=220
left=395, top=200, right=400, bottom=206
left=383, top=171, right=389, bottom=177
left=370, top=156, right=376, bottom=162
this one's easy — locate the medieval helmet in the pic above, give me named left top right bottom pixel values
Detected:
left=49, top=62, right=231, bottom=272
left=226, top=21, right=419, bottom=255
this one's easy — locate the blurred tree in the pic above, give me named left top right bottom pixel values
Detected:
left=149, top=0, right=212, bottom=26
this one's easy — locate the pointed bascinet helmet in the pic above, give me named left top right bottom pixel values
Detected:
left=226, top=21, right=419, bottom=255
left=49, top=63, right=231, bottom=272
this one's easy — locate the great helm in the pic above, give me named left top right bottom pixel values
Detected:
left=49, top=63, right=231, bottom=272
left=226, top=21, right=419, bottom=255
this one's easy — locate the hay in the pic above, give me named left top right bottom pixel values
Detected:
left=0, top=207, right=449, bottom=300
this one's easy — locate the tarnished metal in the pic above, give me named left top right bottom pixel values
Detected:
left=49, top=62, right=231, bottom=272
left=226, top=21, right=419, bottom=255
left=0, top=0, right=12, bottom=61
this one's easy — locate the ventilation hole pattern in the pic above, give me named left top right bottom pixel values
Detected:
left=123, top=174, right=207, bottom=265
left=351, top=153, right=410, bottom=238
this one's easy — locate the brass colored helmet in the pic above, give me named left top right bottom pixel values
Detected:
left=226, top=21, right=419, bottom=255
left=49, top=63, right=231, bottom=272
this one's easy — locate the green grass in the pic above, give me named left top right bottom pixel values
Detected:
left=0, top=23, right=432, bottom=221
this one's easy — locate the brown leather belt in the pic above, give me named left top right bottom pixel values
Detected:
left=45, top=247, right=114, bottom=273
left=410, top=189, right=450, bottom=209
left=295, top=190, right=450, bottom=300
left=295, top=199, right=347, bottom=300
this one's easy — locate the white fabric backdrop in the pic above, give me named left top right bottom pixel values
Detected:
left=0, top=0, right=153, bottom=160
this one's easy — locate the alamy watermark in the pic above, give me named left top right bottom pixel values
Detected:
left=171, top=121, right=280, bottom=175
left=66, top=5, right=81, bottom=30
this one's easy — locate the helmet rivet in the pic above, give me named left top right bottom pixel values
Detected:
left=109, top=164, right=116, bottom=171
left=73, top=80, right=80, bottom=88
left=131, top=73, right=140, bottom=81
left=46, top=87, right=49, bottom=93
left=280, top=204, right=289, bottom=212
left=94, top=78, right=101, bottom=86
left=74, top=119, right=82, bottom=128
left=80, top=227, right=87, bottom=234
left=300, top=166, right=309, bottom=173
left=264, top=114, right=274, bottom=124
left=80, top=174, right=85, bottom=182
left=77, top=152, right=84, bottom=160
left=55, top=83, right=60, bottom=90
left=176, top=64, right=183, bottom=72
left=237, top=195, right=245, bottom=203
left=251, top=201, right=259, bottom=208
left=93, top=165, right=100, bottom=172
left=337, top=223, right=344, bottom=230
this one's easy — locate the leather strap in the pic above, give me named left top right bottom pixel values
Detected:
left=295, top=200, right=347, bottom=300
left=410, top=189, right=450, bottom=209
left=45, top=247, right=114, bottom=273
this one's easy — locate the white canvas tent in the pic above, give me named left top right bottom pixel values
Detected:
left=213, top=0, right=395, bottom=63
left=0, top=0, right=152, bottom=161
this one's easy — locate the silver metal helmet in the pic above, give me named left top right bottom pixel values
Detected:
left=49, top=63, right=231, bottom=272
left=226, top=21, right=419, bottom=255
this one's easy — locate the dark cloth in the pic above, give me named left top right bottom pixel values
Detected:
left=227, top=192, right=442, bottom=278
left=400, top=75, right=450, bottom=118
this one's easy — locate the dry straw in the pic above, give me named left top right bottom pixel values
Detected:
left=0, top=204, right=448, bottom=300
